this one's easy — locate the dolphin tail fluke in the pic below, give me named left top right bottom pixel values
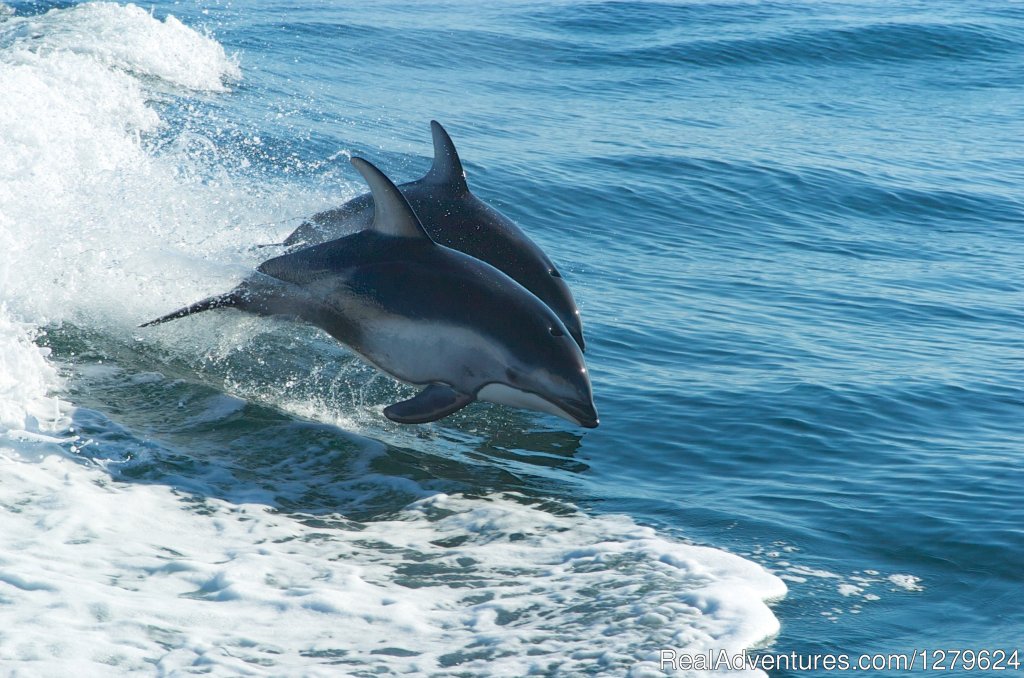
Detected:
left=424, top=120, right=469, bottom=193
left=139, top=291, right=242, bottom=328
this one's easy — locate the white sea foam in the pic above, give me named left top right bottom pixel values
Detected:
left=0, top=308, right=67, bottom=439
left=752, top=548, right=921, bottom=624
left=887, top=573, right=924, bottom=591
left=0, top=3, right=786, bottom=674
left=0, top=4, right=316, bottom=336
left=0, top=452, right=785, bottom=675
left=2, top=2, right=240, bottom=91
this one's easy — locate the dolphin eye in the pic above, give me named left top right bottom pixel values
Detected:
left=550, top=327, right=564, bottom=337
left=549, top=269, right=562, bottom=278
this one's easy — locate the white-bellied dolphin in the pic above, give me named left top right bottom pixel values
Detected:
left=283, top=121, right=587, bottom=351
left=142, top=158, right=599, bottom=428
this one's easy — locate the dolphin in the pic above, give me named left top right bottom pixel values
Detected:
left=283, top=121, right=587, bottom=351
left=142, top=157, right=599, bottom=428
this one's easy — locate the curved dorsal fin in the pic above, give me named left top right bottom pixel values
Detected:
left=423, top=120, right=469, bottom=193
left=351, top=157, right=434, bottom=241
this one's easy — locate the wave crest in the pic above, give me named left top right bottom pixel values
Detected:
left=2, top=2, right=240, bottom=91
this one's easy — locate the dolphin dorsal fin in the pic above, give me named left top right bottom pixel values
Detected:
left=424, top=120, right=469, bottom=193
left=351, top=157, right=434, bottom=241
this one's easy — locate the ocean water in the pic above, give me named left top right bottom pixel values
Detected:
left=1, top=0, right=1021, bottom=675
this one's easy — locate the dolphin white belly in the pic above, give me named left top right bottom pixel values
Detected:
left=354, top=315, right=506, bottom=389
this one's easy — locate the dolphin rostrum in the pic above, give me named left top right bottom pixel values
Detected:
left=142, top=158, right=599, bottom=428
left=283, top=121, right=587, bottom=351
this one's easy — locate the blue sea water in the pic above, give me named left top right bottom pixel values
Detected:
left=1, top=0, right=1022, bottom=674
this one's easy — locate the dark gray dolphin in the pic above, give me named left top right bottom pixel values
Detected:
left=283, top=121, right=586, bottom=351
left=142, top=158, right=598, bottom=428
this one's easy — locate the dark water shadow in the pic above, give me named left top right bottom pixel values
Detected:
left=44, top=323, right=589, bottom=523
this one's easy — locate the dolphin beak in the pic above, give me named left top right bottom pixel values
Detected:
left=561, top=308, right=585, bottom=352
left=560, top=398, right=599, bottom=429
left=569, top=326, right=586, bottom=352
left=550, top=278, right=585, bottom=352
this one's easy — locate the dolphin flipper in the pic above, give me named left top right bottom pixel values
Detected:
left=383, top=384, right=474, bottom=424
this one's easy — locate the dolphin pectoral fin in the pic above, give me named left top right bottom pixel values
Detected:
left=383, top=384, right=474, bottom=424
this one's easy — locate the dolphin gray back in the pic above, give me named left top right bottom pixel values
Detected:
left=281, top=121, right=586, bottom=349
left=282, top=191, right=374, bottom=247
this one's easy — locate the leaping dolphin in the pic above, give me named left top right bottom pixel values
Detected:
left=142, top=158, right=599, bottom=428
left=283, top=121, right=587, bottom=351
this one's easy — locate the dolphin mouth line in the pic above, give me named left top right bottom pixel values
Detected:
left=475, top=383, right=598, bottom=429
left=567, top=410, right=599, bottom=429
left=549, top=397, right=599, bottom=429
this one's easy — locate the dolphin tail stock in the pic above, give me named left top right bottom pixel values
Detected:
left=138, top=291, right=243, bottom=328
left=423, top=120, right=469, bottom=193
left=279, top=218, right=321, bottom=248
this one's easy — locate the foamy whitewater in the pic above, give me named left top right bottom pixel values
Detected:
left=0, top=3, right=784, bottom=675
